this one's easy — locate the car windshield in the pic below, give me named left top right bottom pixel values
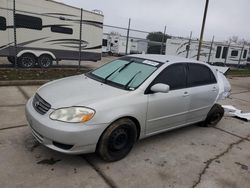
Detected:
left=87, top=57, right=161, bottom=90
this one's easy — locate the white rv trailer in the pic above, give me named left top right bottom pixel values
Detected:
left=130, top=38, right=148, bottom=54
left=101, top=33, right=148, bottom=55
left=108, top=33, right=132, bottom=55
left=0, top=0, right=104, bottom=68
left=165, top=37, right=249, bottom=66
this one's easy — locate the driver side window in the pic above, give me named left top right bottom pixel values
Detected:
left=153, top=63, right=187, bottom=90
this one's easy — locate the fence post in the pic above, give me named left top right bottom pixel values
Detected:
left=186, top=31, right=192, bottom=58
left=238, top=43, right=245, bottom=68
left=13, top=0, right=17, bottom=69
left=224, top=41, right=231, bottom=65
left=160, top=26, right=166, bottom=55
left=125, top=18, right=131, bottom=55
left=78, top=8, right=83, bottom=69
left=207, top=36, right=214, bottom=64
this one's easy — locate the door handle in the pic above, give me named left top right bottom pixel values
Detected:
left=183, top=91, right=190, bottom=97
left=212, top=86, right=218, bottom=91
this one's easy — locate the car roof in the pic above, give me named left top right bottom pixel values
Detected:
left=127, top=54, right=203, bottom=64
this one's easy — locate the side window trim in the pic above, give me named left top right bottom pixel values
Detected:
left=145, top=63, right=188, bottom=94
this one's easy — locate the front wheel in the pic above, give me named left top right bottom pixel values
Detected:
left=97, top=118, right=137, bottom=162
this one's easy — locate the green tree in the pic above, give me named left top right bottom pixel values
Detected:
left=146, top=32, right=170, bottom=42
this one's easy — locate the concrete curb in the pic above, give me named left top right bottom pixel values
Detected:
left=0, top=80, right=49, bottom=86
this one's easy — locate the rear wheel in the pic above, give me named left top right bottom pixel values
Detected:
left=97, top=118, right=137, bottom=162
left=18, top=54, right=36, bottom=68
left=38, top=54, right=53, bottom=68
left=201, top=104, right=224, bottom=127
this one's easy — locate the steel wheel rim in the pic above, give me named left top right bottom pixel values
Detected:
left=22, top=57, right=34, bottom=67
left=108, top=127, right=130, bottom=151
left=40, top=57, right=51, bottom=67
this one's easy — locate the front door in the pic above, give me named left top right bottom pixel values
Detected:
left=146, top=63, right=190, bottom=134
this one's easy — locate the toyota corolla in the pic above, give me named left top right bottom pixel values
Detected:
left=25, top=54, right=231, bottom=161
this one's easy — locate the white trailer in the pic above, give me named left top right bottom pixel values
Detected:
left=165, top=37, right=249, bottom=66
left=108, top=33, right=132, bottom=56
left=130, top=39, right=148, bottom=54
left=0, top=0, right=104, bottom=68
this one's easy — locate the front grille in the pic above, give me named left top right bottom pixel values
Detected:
left=33, top=93, right=51, bottom=115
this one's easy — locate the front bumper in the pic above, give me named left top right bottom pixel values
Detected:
left=25, top=98, right=108, bottom=154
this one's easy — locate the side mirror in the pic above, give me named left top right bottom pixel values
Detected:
left=150, top=83, right=170, bottom=93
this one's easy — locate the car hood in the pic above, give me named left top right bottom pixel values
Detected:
left=36, top=75, right=129, bottom=109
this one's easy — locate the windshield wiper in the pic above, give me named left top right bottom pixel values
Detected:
left=118, top=61, right=133, bottom=72
left=104, top=61, right=134, bottom=83
left=124, top=71, right=142, bottom=90
left=103, top=66, right=122, bottom=83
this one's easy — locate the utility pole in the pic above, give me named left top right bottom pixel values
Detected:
left=186, top=31, right=192, bottom=58
left=197, top=0, right=210, bottom=61
left=125, top=18, right=131, bottom=55
left=160, top=26, right=167, bottom=55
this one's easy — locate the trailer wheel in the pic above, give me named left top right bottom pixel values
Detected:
left=18, top=54, right=36, bottom=68
left=38, top=54, right=53, bottom=68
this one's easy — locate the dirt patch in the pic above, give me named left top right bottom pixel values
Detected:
left=0, top=68, right=92, bottom=81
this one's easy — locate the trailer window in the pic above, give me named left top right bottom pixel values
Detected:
left=51, top=26, right=73, bottom=35
left=215, top=46, right=222, bottom=58
left=15, top=14, right=42, bottom=30
left=243, top=50, right=247, bottom=58
left=102, top=39, right=108, bottom=46
left=231, top=50, right=238, bottom=57
left=0, top=16, right=6, bottom=31
left=222, top=47, right=228, bottom=59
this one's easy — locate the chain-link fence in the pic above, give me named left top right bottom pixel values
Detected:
left=0, top=0, right=249, bottom=70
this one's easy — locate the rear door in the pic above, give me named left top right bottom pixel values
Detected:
left=146, top=63, right=190, bottom=134
left=186, top=63, right=218, bottom=123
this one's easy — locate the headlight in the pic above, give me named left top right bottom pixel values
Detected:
left=50, top=107, right=95, bottom=123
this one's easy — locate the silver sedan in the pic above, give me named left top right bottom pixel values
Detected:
left=26, top=54, right=231, bottom=161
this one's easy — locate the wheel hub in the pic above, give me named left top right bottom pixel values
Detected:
left=109, top=128, right=128, bottom=151
left=22, top=57, right=34, bottom=67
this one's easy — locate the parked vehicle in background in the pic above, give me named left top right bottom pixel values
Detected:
left=0, top=0, right=103, bottom=68
left=109, top=33, right=132, bottom=55
left=26, top=54, right=231, bottom=162
left=102, top=32, right=149, bottom=55
left=165, top=37, right=249, bottom=67
left=130, top=38, right=148, bottom=54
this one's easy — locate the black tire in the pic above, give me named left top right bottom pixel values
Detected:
left=202, top=104, right=224, bottom=127
left=18, top=54, right=36, bottom=68
left=38, top=54, right=53, bottom=68
left=97, top=118, right=137, bottom=162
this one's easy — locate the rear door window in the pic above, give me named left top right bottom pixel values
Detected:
left=187, top=64, right=216, bottom=87
left=153, top=63, right=187, bottom=90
